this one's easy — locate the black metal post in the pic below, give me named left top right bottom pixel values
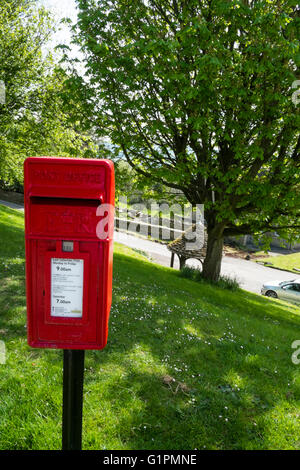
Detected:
left=62, top=349, right=85, bottom=450
left=170, top=252, right=175, bottom=268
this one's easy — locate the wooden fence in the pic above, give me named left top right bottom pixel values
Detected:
left=114, top=206, right=194, bottom=242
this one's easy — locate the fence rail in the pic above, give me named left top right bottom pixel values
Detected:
left=114, top=205, right=202, bottom=241
left=114, top=217, right=185, bottom=241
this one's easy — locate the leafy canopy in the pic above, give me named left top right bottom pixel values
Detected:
left=72, top=0, right=299, bottom=240
left=0, top=0, right=97, bottom=190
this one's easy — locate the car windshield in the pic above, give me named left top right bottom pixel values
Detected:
left=279, top=280, right=296, bottom=286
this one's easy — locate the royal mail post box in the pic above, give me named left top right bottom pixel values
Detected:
left=24, top=157, right=115, bottom=350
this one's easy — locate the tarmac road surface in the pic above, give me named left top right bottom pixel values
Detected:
left=114, top=231, right=297, bottom=294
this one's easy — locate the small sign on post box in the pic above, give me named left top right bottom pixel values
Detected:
left=24, top=157, right=115, bottom=350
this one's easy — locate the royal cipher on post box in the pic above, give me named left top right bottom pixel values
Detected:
left=24, top=157, right=115, bottom=350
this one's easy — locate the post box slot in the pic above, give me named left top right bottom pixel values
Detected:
left=27, top=197, right=104, bottom=238
left=30, top=196, right=101, bottom=207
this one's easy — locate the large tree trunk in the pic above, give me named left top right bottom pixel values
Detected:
left=202, top=223, right=225, bottom=282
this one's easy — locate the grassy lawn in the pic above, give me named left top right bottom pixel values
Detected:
left=258, top=253, right=300, bottom=274
left=1, top=204, right=300, bottom=450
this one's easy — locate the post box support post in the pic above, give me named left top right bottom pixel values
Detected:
left=62, top=349, right=85, bottom=450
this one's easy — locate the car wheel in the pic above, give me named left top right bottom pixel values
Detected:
left=265, top=290, right=278, bottom=299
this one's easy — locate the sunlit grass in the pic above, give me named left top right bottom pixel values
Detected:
left=0, top=204, right=300, bottom=450
left=259, top=252, right=300, bottom=274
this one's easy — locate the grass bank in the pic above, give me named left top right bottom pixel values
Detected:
left=0, top=204, right=300, bottom=450
left=258, top=253, right=300, bottom=274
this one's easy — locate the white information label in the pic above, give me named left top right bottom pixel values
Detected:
left=51, top=258, right=84, bottom=318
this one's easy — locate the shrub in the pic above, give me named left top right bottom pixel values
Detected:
left=179, top=266, right=197, bottom=280
left=179, top=266, right=240, bottom=291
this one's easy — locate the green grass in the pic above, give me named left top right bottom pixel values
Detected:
left=1, top=204, right=300, bottom=450
left=259, top=253, right=300, bottom=274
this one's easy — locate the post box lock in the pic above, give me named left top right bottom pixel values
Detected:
left=24, top=157, right=115, bottom=350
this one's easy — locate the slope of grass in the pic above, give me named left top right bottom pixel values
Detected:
left=0, top=204, right=300, bottom=450
left=259, top=252, right=300, bottom=274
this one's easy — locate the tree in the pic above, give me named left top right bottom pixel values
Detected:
left=0, top=0, right=51, bottom=186
left=72, top=0, right=299, bottom=280
left=0, top=0, right=96, bottom=190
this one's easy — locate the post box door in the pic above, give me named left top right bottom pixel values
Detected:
left=28, top=240, right=105, bottom=347
left=24, top=157, right=115, bottom=350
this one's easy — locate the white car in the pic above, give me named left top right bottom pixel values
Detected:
left=261, top=279, right=300, bottom=303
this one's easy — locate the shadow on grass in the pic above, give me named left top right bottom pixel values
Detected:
left=1, top=226, right=300, bottom=449
left=81, top=253, right=300, bottom=449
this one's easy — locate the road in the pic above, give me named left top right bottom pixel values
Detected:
left=0, top=199, right=24, bottom=211
left=1, top=199, right=297, bottom=295
left=115, top=231, right=297, bottom=294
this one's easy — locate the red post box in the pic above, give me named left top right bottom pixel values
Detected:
left=24, top=157, right=115, bottom=350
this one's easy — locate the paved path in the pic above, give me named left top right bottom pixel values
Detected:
left=115, top=231, right=297, bottom=294
left=0, top=199, right=24, bottom=211
left=1, top=200, right=296, bottom=295
left=220, top=255, right=296, bottom=294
